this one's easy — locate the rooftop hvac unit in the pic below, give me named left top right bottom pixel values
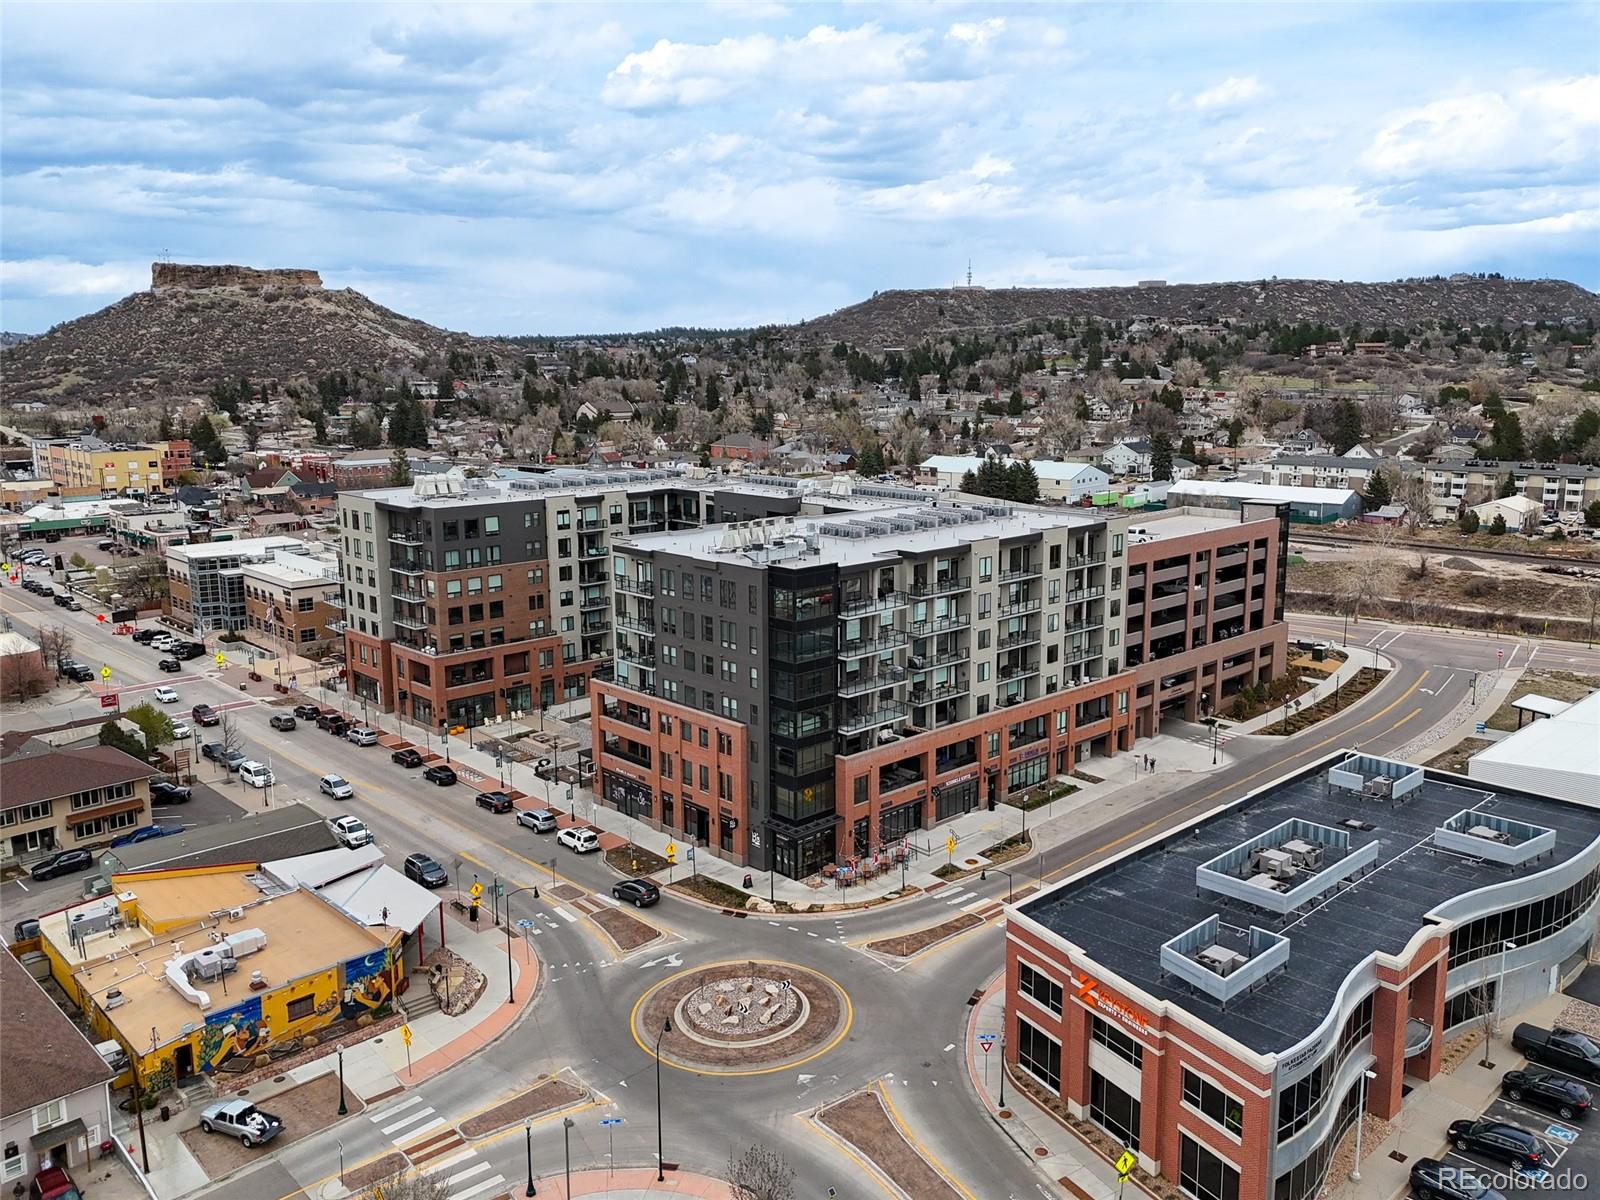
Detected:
left=1281, top=839, right=1324, bottom=869
left=1249, top=848, right=1298, bottom=880
left=223, top=928, right=268, bottom=958
left=1244, top=873, right=1285, bottom=894
left=1197, top=945, right=1248, bottom=977
left=103, top=988, right=129, bottom=1010
left=1468, top=825, right=1512, bottom=844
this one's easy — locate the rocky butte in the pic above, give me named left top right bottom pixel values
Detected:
left=150, top=263, right=323, bottom=291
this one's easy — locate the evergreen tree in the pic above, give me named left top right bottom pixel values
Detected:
left=389, top=449, right=413, bottom=486
left=1457, top=508, right=1480, bottom=533
left=857, top=441, right=886, bottom=475
left=1498, top=475, right=1518, bottom=499
left=1569, top=410, right=1600, bottom=453
left=1006, top=461, right=1040, bottom=503
left=1227, top=416, right=1245, bottom=447
left=704, top=376, right=721, bottom=410
left=1330, top=399, right=1364, bottom=454
left=188, top=415, right=224, bottom=464
left=1584, top=500, right=1600, bottom=529
left=908, top=373, right=921, bottom=404
left=1488, top=513, right=1507, bottom=536
left=960, top=469, right=978, bottom=493
left=1491, top=411, right=1525, bottom=460
left=1150, top=430, right=1174, bottom=482
left=1180, top=435, right=1196, bottom=460
left=1363, top=469, right=1392, bottom=510
left=313, top=412, right=328, bottom=444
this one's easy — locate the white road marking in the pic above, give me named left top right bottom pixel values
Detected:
left=448, top=1177, right=507, bottom=1200
left=422, top=1150, right=477, bottom=1176
left=380, top=1106, right=436, bottom=1134
left=445, top=1162, right=493, bottom=1186
left=372, top=1095, right=426, bottom=1120
left=393, top=1116, right=447, bottom=1140
left=943, top=1043, right=956, bottom=1052
left=555, top=907, right=577, bottom=923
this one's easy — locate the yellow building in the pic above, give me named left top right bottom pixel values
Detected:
left=35, top=864, right=401, bottom=1092
left=46, top=439, right=192, bottom=497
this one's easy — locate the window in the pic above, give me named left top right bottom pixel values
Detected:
left=1276, top=993, right=1373, bottom=1140
left=31, top=1099, right=65, bottom=1132
left=485, top=516, right=499, bottom=534
left=287, top=994, right=316, bottom=1021
left=1091, top=1072, right=1141, bottom=1152
left=1091, top=1015, right=1143, bottom=1067
left=1018, top=963, right=1062, bottom=1014
left=1016, top=1016, right=1060, bottom=1091
left=1183, top=1069, right=1244, bottom=1136
left=979, top=556, right=993, bottom=581
left=1179, top=1136, right=1239, bottom=1200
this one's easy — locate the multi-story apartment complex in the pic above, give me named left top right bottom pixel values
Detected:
left=45, top=437, right=191, bottom=497
left=241, top=547, right=343, bottom=656
left=1424, top=458, right=1600, bottom=521
left=1006, top=752, right=1600, bottom=1200
left=593, top=491, right=1288, bottom=879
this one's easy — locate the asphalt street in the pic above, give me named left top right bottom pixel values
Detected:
left=4, top=577, right=1597, bottom=1200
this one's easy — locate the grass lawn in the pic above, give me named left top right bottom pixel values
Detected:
left=1425, top=738, right=1494, bottom=775
left=1485, top=669, right=1600, bottom=731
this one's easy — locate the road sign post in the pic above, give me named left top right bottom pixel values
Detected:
left=978, top=1032, right=995, bottom=1089
left=1116, top=1149, right=1137, bottom=1198
left=401, top=1023, right=412, bottom=1073
left=945, top=833, right=956, bottom=865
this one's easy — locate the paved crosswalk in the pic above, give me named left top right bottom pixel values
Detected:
left=369, top=1096, right=506, bottom=1200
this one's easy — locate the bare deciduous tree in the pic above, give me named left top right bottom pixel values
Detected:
left=220, top=715, right=245, bottom=757
left=727, top=1144, right=796, bottom=1200
left=4, top=656, right=52, bottom=703
left=37, top=624, right=74, bottom=673
left=354, top=1169, right=451, bottom=1200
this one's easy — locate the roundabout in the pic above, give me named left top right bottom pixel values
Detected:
left=631, top=958, right=852, bottom=1075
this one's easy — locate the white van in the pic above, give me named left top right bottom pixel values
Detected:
left=239, top=761, right=275, bottom=789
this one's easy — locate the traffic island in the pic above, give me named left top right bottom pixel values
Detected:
left=589, top=906, right=660, bottom=952
left=457, top=1074, right=587, bottom=1137
left=815, top=1084, right=965, bottom=1200
left=634, top=960, right=850, bottom=1074
left=1259, top=667, right=1388, bottom=734
left=865, top=913, right=983, bottom=959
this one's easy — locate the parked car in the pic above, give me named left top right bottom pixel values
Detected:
left=475, top=790, right=513, bottom=814
left=1512, top=1023, right=1600, bottom=1082
left=12, top=918, right=42, bottom=942
left=61, top=598, right=81, bottom=612
left=392, top=747, right=424, bottom=768
left=150, top=781, right=192, bottom=804
left=327, top=815, right=372, bottom=849
left=153, top=685, right=180, bottom=704
left=27, top=1164, right=83, bottom=1200
left=171, top=642, right=205, bottom=660
left=516, top=808, right=559, bottom=833
left=152, top=635, right=177, bottom=651
left=319, top=774, right=354, bottom=800
left=422, top=764, right=457, bottom=786
left=132, top=629, right=157, bottom=643
left=612, top=878, right=660, bottom=907
left=403, top=853, right=449, bottom=889
left=63, top=664, right=95, bottom=682
left=198, top=1099, right=284, bottom=1148
left=557, top=827, right=600, bottom=854
left=169, top=720, right=191, bottom=739
left=30, top=849, right=94, bottom=880
left=292, top=703, right=323, bottom=720
left=192, top=703, right=220, bottom=727
left=239, top=761, right=274, bottom=789
left=325, top=717, right=350, bottom=738
left=222, top=750, right=249, bottom=773
left=345, top=726, right=380, bottom=747
left=315, top=710, right=344, bottom=731
left=1500, top=1067, right=1592, bottom=1121
left=201, top=741, right=227, bottom=763
left=1408, top=1156, right=1506, bottom=1200
left=1445, top=1117, right=1544, bottom=1171
left=157, top=658, right=182, bottom=673
left=268, top=713, right=297, bottom=731
left=110, top=824, right=181, bottom=848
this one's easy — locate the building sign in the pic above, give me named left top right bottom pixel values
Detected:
left=1073, top=971, right=1152, bottom=1036
left=1015, top=745, right=1047, bottom=763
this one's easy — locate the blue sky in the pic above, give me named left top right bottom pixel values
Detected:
left=2, top=2, right=1596, bottom=336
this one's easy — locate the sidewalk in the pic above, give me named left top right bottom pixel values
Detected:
left=1393, top=662, right=1525, bottom=763
left=118, top=921, right=538, bottom=1200
left=1223, top=649, right=1391, bottom=737
left=964, top=973, right=1132, bottom=1200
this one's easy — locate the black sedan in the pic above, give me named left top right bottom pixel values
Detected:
left=422, top=764, right=457, bottom=786
left=391, top=747, right=425, bottom=768
left=612, top=879, right=661, bottom=907
left=403, top=853, right=449, bottom=889
left=1409, top=1156, right=1505, bottom=1200
left=149, top=781, right=192, bottom=804
left=1446, top=1118, right=1544, bottom=1171
left=475, top=790, right=514, bottom=814
left=1501, top=1067, right=1592, bottom=1121
left=157, top=658, right=182, bottom=673
left=31, top=849, right=94, bottom=880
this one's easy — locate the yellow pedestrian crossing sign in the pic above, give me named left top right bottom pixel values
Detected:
left=401, top=1024, right=412, bottom=1046
left=945, top=834, right=956, bottom=856
left=1116, top=1150, right=1136, bottom=1181
left=214, top=652, right=226, bottom=667
left=100, top=666, right=112, bottom=681
left=469, top=881, right=484, bottom=899
left=664, top=840, right=677, bottom=864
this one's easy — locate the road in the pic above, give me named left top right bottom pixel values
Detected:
left=4, top=578, right=1595, bottom=1200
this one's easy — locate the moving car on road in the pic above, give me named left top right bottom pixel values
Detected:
left=403, top=853, right=448, bottom=889
left=192, top=703, right=220, bottom=726
left=392, top=747, right=424, bottom=768
left=1445, top=1117, right=1544, bottom=1171
left=612, top=878, right=660, bottom=907
left=556, top=827, right=600, bottom=854
left=30, top=849, right=94, bottom=880
left=326, top=815, right=373, bottom=849
left=475, top=790, right=513, bottom=813
left=198, top=1100, right=284, bottom=1148
left=516, top=808, right=558, bottom=833
left=422, top=764, right=457, bottom=786
left=153, top=685, right=179, bottom=703
left=319, top=774, right=354, bottom=800
left=1500, top=1067, right=1592, bottom=1121
left=157, top=658, right=181, bottom=673
left=269, top=712, right=297, bottom=731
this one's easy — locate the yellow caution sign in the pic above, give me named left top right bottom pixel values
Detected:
left=100, top=665, right=112, bottom=681
left=469, top=881, right=484, bottom=899
left=945, top=834, right=956, bottom=856
left=214, top=652, right=227, bottom=667
left=401, top=1024, right=412, bottom=1047
left=664, top=840, right=677, bottom=864
left=1116, top=1150, right=1136, bottom=1181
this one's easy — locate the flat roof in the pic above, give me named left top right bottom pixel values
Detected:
left=1133, top=510, right=1245, bottom=542
left=1018, top=756, right=1600, bottom=1055
left=167, top=535, right=306, bottom=561
left=1171, top=480, right=1358, bottom=505
left=60, top=887, right=386, bottom=1052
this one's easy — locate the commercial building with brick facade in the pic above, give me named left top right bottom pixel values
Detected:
left=1004, top=752, right=1600, bottom=1200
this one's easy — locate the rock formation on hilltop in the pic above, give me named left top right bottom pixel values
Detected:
left=0, top=262, right=515, bottom=407
left=792, top=277, right=1600, bottom=346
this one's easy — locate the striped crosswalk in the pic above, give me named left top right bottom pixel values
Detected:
left=368, top=1099, right=506, bottom=1200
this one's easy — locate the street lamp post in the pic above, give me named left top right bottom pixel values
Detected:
left=502, top=885, right=541, bottom=1004
left=523, top=1117, right=536, bottom=1197
left=1349, top=1068, right=1379, bottom=1181
left=654, top=1018, right=671, bottom=1181
left=979, top=865, right=1014, bottom=902
left=336, top=1046, right=347, bottom=1115
left=1488, top=938, right=1517, bottom=1065
left=562, top=1116, right=574, bottom=1198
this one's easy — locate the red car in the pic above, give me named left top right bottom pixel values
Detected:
left=29, top=1165, right=83, bottom=1200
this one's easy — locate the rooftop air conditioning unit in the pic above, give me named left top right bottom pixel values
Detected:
left=1468, top=825, right=1511, bottom=844
left=229, top=907, right=245, bottom=921
left=1281, top=839, right=1324, bottom=870
left=1250, top=848, right=1297, bottom=879
left=103, top=988, right=128, bottom=1010
left=1197, top=945, right=1248, bottom=977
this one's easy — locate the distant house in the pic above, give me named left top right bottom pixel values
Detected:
left=709, top=435, right=770, bottom=464
left=1468, top=493, right=1543, bottom=532
left=575, top=398, right=637, bottom=424
left=1100, top=441, right=1152, bottom=477
left=918, top=455, right=1110, bottom=503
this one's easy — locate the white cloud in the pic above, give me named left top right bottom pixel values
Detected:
left=948, top=18, right=1005, bottom=48
left=970, top=153, right=1013, bottom=180
left=1192, top=75, right=1267, bottom=111
left=1, top=257, right=150, bottom=298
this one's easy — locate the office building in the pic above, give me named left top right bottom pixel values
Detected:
left=45, top=438, right=191, bottom=497
left=165, top=535, right=333, bottom=637
left=1005, top=752, right=1600, bottom=1200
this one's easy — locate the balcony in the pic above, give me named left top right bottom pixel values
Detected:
left=1060, top=617, right=1103, bottom=637
left=840, top=591, right=909, bottom=618
left=578, top=517, right=608, bottom=531
left=616, top=615, right=656, bottom=635
left=837, top=630, right=908, bottom=660
left=618, top=649, right=656, bottom=671
left=609, top=674, right=658, bottom=698
left=387, top=530, right=423, bottom=547
left=998, top=598, right=1041, bottom=618
left=393, top=612, right=429, bottom=631
left=580, top=591, right=611, bottom=611
left=322, top=590, right=346, bottom=609
left=325, top=618, right=348, bottom=634
left=601, top=703, right=651, bottom=732
left=908, top=614, right=970, bottom=638
left=997, top=629, right=1040, bottom=651
left=999, top=563, right=1041, bottom=583
left=909, top=575, right=971, bottom=598
left=1063, top=642, right=1104, bottom=666
left=391, top=560, right=424, bottom=577
left=1008, top=726, right=1046, bottom=749
left=838, top=700, right=911, bottom=735
left=392, top=588, right=425, bottom=604
left=580, top=619, right=612, bottom=637
left=909, top=647, right=968, bottom=671
left=615, top=576, right=655, bottom=596
left=998, top=659, right=1040, bottom=682
left=1064, top=586, right=1106, bottom=604
left=1064, top=551, right=1107, bottom=570
left=579, top=559, right=609, bottom=582
left=910, top=681, right=967, bottom=705
left=601, top=739, right=652, bottom=769
left=839, top=666, right=908, bottom=697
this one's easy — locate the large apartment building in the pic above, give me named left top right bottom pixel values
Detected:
left=1423, top=458, right=1600, bottom=521
left=45, top=437, right=191, bottom=497
left=593, top=491, right=1288, bottom=879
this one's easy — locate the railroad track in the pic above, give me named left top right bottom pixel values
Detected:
left=1290, top=531, right=1600, bottom=571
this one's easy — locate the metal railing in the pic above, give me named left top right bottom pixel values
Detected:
left=838, top=701, right=911, bottom=735
left=909, top=575, right=971, bottom=598
left=615, top=576, right=655, bottom=596
left=837, top=630, right=909, bottom=659
left=839, top=667, right=908, bottom=697
left=840, top=591, right=909, bottom=618
left=997, top=598, right=1041, bottom=618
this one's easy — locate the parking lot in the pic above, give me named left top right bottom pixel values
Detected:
left=1434, top=1059, right=1598, bottom=1196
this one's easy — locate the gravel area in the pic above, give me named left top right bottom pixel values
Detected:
left=867, top=914, right=982, bottom=958
left=1324, top=1111, right=1392, bottom=1188
left=179, top=1073, right=362, bottom=1176
left=590, top=906, right=660, bottom=951
left=641, top=961, right=845, bottom=1071
left=341, top=1153, right=408, bottom=1193
left=818, top=1090, right=961, bottom=1200
left=458, top=1077, right=585, bottom=1137
left=1555, top=995, right=1600, bottom=1037
left=422, top=948, right=486, bottom=1016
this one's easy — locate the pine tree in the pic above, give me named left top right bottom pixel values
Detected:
left=1363, top=469, right=1392, bottom=510
left=1457, top=508, right=1480, bottom=534
left=1489, top=514, right=1507, bottom=535
left=1150, top=431, right=1174, bottom=482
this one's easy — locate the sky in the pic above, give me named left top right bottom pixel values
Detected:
left=2, top=1, right=1597, bottom=336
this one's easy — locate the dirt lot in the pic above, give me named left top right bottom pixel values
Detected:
left=458, top=1077, right=584, bottom=1137
left=1289, top=556, right=1600, bottom=619
left=341, top=1152, right=408, bottom=1192
left=590, top=906, right=660, bottom=951
left=1485, top=668, right=1600, bottom=730
left=178, top=1072, right=362, bottom=1176
left=867, top=913, right=982, bottom=958
left=1425, top=737, right=1494, bottom=774
left=818, top=1090, right=961, bottom=1200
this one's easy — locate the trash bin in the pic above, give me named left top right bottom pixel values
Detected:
left=742, top=873, right=753, bottom=889
left=1312, top=643, right=1328, bottom=662
left=159, top=1105, right=170, bottom=1122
